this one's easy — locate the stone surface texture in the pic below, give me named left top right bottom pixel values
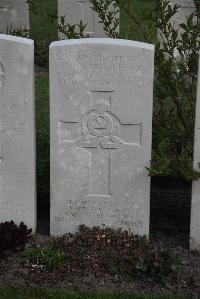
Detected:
left=58, top=0, right=118, bottom=38
left=0, top=0, right=29, bottom=33
left=0, top=34, right=36, bottom=232
left=169, top=0, right=195, bottom=30
left=191, top=54, right=200, bottom=251
left=50, top=38, right=154, bottom=236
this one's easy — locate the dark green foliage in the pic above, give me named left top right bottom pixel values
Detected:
left=27, top=0, right=57, bottom=67
left=0, top=221, right=32, bottom=255
left=34, top=40, right=50, bottom=67
left=35, top=75, right=50, bottom=203
left=24, top=246, right=66, bottom=271
left=150, top=0, right=200, bottom=180
left=27, top=0, right=58, bottom=41
left=53, top=225, right=176, bottom=281
left=58, top=18, right=88, bottom=39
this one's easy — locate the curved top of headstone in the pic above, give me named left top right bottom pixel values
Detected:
left=170, top=0, right=195, bottom=8
left=50, top=38, right=154, bottom=51
left=0, top=33, right=33, bottom=45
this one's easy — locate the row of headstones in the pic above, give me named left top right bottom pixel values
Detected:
left=0, top=0, right=196, bottom=38
left=0, top=0, right=108, bottom=37
left=0, top=33, right=200, bottom=250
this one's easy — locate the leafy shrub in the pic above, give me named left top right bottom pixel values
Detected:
left=0, top=221, right=32, bottom=255
left=24, top=246, right=66, bottom=271
left=58, top=17, right=88, bottom=39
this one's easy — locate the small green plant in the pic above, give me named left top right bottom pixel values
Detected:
left=24, top=246, right=66, bottom=271
left=58, top=17, right=89, bottom=39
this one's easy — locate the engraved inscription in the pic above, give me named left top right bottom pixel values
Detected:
left=0, top=63, right=5, bottom=87
left=59, top=91, right=142, bottom=196
left=0, top=101, right=28, bottom=114
left=57, top=54, right=150, bottom=88
left=56, top=198, right=144, bottom=229
left=0, top=121, right=29, bottom=135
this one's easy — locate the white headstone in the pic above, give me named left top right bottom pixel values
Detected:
left=191, top=54, right=200, bottom=250
left=0, top=0, right=29, bottom=33
left=58, top=0, right=118, bottom=38
left=50, top=38, right=154, bottom=236
left=0, top=34, right=36, bottom=232
left=170, top=0, right=195, bottom=30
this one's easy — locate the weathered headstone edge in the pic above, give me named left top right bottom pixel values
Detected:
left=191, top=52, right=200, bottom=250
left=0, top=33, right=36, bottom=234
left=0, top=33, right=33, bottom=45
left=50, top=38, right=155, bottom=51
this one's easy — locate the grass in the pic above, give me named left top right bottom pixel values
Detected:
left=24, top=246, right=66, bottom=270
left=0, top=289, right=185, bottom=299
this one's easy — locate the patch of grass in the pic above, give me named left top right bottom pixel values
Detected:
left=24, top=246, right=66, bottom=271
left=0, top=288, right=184, bottom=299
left=35, top=75, right=50, bottom=204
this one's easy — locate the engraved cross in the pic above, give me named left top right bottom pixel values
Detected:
left=59, top=91, right=142, bottom=197
left=76, top=0, right=95, bottom=36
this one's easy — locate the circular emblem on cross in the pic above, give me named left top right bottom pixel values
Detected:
left=87, top=114, right=113, bottom=137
